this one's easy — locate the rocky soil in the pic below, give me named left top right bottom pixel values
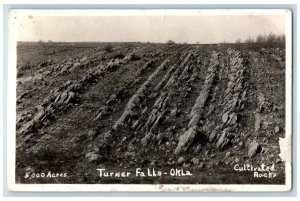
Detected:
left=16, top=42, right=286, bottom=184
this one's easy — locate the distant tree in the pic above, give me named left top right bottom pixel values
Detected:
left=256, top=34, right=266, bottom=43
left=37, top=39, right=45, bottom=48
left=265, top=32, right=277, bottom=44
left=244, top=36, right=255, bottom=44
left=276, top=34, right=285, bottom=44
left=265, top=32, right=285, bottom=47
left=235, top=38, right=242, bottom=44
left=47, top=40, right=53, bottom=43
left=166, top=40, right=175, bottom=45
left=220, top=40, right=229, bottom=50
left=241, top=33, right=285, bottom=49
left=254, top=33, right=285, bottom=45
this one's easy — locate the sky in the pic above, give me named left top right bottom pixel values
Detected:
left=14, top=12, right=287, bottom=44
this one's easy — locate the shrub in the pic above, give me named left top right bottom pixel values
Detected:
left=104, top=44, right=113, bottom=52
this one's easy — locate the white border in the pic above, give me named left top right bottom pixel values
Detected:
left=9, top=9, right=289, bottom=16
left=6, top=9, right=292, bottom=192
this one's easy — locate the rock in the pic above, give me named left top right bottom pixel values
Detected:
left=141, top=107, right=148, bottom=115
left=222, top=112, right=229, bottom=123
left=275, top=126, right=280, bottom=134
left=105, top=60, right=120, bottom=72
left=261, top=146, right=268, bottom=153
left=216, top=129, right=234, bottom=150
left=174, top=127, right=199, bottom=154
left=85, top=152, right=99, bottom=162
left=131, top=120, right=140, bottom=130
left=124, top=151, right=135, bottom=156
left=208, top=130, right=217, bottom=142
left=262, top=121, right=273, bottom=129
left=188, top=62, right=217, bottom=128
left=153, top=93, right=168, bottom=110
left=33, top=73, right=43, bottom=81
left=149, top=112, right=165, bottom=132
left=40, top=161, right=48, bottom=165
left=43, top=70, right=51, bottom=76
left=25, top=166, right=35, bottom=174
left=257, top=93, right=273, bottom=113
left=73, top=62, right=81, bottom=68
left=80, top=56, right=88, bottom=63
left=156, top=132, right=165, bottom=144
left=276, top=158, right=282, bottom=164
left=177, top=157, right=185, bottom=165
left=262, top=137, right=267, bottom=143
left=254, top=113, right=261, bottom=132
left=149, top=92, right=158, bottom=99
left=191, top=158, right=199, bottom=165
left=195, top=145, right=202, bottom=153
left=103, top=131, right=112, bottom=142
left=215, top=160, right=221, bottom=166
left=150, top=160, right=158, bottom=166
left=227, top=81, right=235, bottom=88
left=143, top=109, right=158, bottom=130
left=58, top=90, right=70, bottom=104
left=233, top=83, right=242, bottom=93
left=65, top=91, right=75, bottom=104
left=238, top=141, right=245, bottom=148
left=228, top=74, right=236, bottom=82
left=94, top=106, right=109, bottom=120
left=88, top=130, right=97, bottom=137
left=228, top=112, right=238, bottom=125
left=124, top=53, right=138, bottom=61
left=106, top=94, right=117, bottom=105
left=248, top=141, right=261, bottom=157
left=141, top=133, right=152, bottom=147
left=170, top=108, right=178, bottom=118
left=167, top=161, right=173, bottom=166
left=127, top=144, right=135, bottom=151
left=198, top=162, right=205, bottom=169
left=225, top=151, right=231, bottom=158
left=113, top=59, right=169, bottom=130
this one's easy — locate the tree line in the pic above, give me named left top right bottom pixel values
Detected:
left=235, top=33, right=285, bottom=45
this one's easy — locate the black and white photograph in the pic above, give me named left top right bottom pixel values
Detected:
left=7, top=9, right=292, bottom=192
